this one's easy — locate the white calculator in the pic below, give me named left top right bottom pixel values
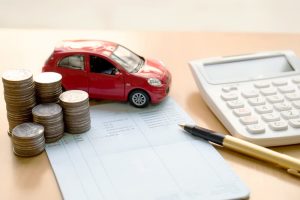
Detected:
left=189, top=51, right=300, bottom=146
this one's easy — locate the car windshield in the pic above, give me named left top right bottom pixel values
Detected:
left=110, top=45, right=144, bottom=73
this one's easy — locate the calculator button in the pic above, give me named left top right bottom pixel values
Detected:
left=272, top=80, right=288, bottom=86
left=248, top=97, right=265, bottom=106
left=292, top=77, right=300, bottom=84
left=262, top=113, right=280, bottom=122
left=274, top=102, right=292, bottom=111
left=285, top=93, right=300, bottom=101
left=222, top=85, right=238, bottom=92
left=227, top=100, right=244, bottom=109
left=241, top=90, right=259, bottom=98
left=278, top=86, right=295, bottom=94
left=266, top=95, right=284, bottom=103
left=221, top=92, right=238, bottom=101
left=222, top=87, right=231, bottom=92
left=260, top=88, right=277, bottom=96
left=292, top=100, right=300, bottom=109
left=269, top=120, right=288, bottom=131
left=281, top=110, right=300, bottom=119
left=246, top=123, right=265, bottom=134
left=254, top=82, right=270, bottom=88
left=255, top=105, right=273, bottom=114
left=288, top=118, right=300, bottom=128
left=240, top=115, right=258, bottom=125
left=233, top=107, right=251, bottom=117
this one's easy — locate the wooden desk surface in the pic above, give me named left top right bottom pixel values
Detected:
left=0, top=29, right=299, bottom=199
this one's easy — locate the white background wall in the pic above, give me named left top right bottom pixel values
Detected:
left=0, top=0, right=300, bottom=32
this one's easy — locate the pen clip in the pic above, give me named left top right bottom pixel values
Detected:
left=287, top=169, right=300, bottom=177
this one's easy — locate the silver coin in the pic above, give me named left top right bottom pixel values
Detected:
left=59, top=90, right=89, bottom=104
left=33, top=115, right=63, bottom=124
left=2, top=69, right=32, bottom=82
left=45, top=134, right=64, bottom=143
left=66, top=124, right=91, bottom=134
left=34, top=72, right=62, bottom=84
left=13, top=135, right=45, bottom=146
left=13, top=145, right=45, bottom=157
left=32, top=103, right=62, bottom=117
left=12, top=122, right=44, bottom=139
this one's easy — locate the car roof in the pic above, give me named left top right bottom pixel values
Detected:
left=54, top=40, right=118, bottom=57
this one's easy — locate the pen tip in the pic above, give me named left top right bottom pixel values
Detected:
left=178, top=124, right=185, bottom=128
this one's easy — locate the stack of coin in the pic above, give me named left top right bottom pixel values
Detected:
left=11, top=122, right=45, bottom=157
left=34, top=72, right=62, bottom=103
left=59, top=90, right=91, bottom=134
left=2, top=69, right=36, bottom=135
left=32, top=103, right=64, bottom=143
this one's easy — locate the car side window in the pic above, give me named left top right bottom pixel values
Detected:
left=90, top=56, right=117, bottom=75
left=58, top=55, right=84, bottom=70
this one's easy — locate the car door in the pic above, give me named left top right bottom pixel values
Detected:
left=87, top=55, right=125, bottom=100
left=56, top=53, right=89, bottom=92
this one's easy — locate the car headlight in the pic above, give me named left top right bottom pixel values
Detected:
left=148, top=78, right=162, bottom=87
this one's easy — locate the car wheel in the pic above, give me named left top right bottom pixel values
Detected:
left=129, top=90, right=150, bottom=108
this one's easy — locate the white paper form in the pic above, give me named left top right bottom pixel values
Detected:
left=46, top=98, right=249, bottom=200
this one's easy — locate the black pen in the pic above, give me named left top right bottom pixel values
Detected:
left=179, top=124, right=300, bottom=177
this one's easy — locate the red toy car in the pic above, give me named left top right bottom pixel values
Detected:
left=42, top=40, right=171, bottom=108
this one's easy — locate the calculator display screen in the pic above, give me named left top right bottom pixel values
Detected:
left=203, top=55, right=294, bottom=82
